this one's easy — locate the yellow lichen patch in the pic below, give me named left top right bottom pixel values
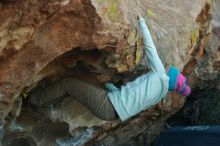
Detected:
left=146, top=9, right=155, bottom=17
left=135, top=49, right=141, bottom=64
left=190, top=28, right=199, bottom=47
left=11, top=26, right=34, bottom=50
left=127, top=29, right=137, bottom=46
left=107, top=0, right=121, bottom=22
left=135, top=38, right=143, bottom=65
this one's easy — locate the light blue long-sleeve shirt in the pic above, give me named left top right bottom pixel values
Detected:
left=107, top=17, right=169, bottom=121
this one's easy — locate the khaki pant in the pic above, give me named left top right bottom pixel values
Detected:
left=29, top=78, right=117, bottom=121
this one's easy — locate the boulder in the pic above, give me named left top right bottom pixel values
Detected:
left=0, top=0, right=218, bottom=145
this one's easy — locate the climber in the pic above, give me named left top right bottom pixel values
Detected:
left=28, top=14, right=191, bottom=121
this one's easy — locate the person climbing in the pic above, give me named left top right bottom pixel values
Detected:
left=28, top=14, right=191, bottom=121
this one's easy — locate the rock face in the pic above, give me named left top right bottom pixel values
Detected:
left=195, top=0, right=220, bottom=84
left=0, top=0, right=218, bottom=145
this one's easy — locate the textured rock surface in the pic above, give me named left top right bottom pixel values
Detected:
left=0, top=0, right=218, bottom=145
left=195, top=0, right=220, bottom=84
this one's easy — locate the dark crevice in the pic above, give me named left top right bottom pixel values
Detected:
left=166, top=80, right=220, bottom=126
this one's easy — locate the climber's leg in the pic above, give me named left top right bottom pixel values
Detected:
left=62, top=78, right=117, bottom=121
left=28, top=79, right=67, bottom=106
left=29, top=77, right=117, bottom=121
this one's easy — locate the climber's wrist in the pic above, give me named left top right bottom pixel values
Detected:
left=138, top=17, right=146, bottom=31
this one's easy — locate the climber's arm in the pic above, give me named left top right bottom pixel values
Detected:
left=105, top=17, right=166, bottom=92
left=138, top=17, right=166, bottom=74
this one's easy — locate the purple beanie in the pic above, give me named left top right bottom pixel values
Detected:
left=167, top=66, right=191, bottom=96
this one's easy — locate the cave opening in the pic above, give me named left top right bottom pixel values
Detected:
left=23, top=47, right=117, bottom=101
left=2, top=47, right=118, bottom=146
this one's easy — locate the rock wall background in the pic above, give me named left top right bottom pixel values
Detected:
left=0, top=0, right=219, bottom=145
left=196, top=0, right=219, bottom=84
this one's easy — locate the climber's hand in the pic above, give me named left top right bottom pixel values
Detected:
left=136, top=11, right=142, bottom=20
left=105, top=83, right=118, bottom=92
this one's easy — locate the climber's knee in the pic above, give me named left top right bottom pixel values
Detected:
left=95, top=103, right=118, bottom=121
left=97, top=111, right=117, bottom=121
